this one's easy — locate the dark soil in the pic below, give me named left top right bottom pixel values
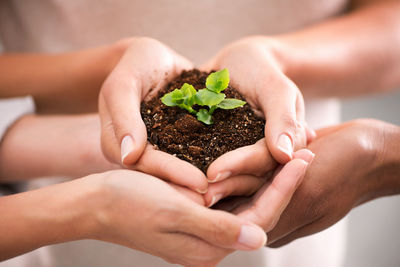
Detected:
left=140, top=69, right=265, bottom=173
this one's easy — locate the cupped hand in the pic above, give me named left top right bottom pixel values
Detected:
left=87, top=170, right=267, bottom=267
left=253, top=119, right=388, bottom=247
left=188, top=150, right=313, bottom=264
left=202, top=36, right=315, bottom=182
left=99, top=37, right=208, bottom=193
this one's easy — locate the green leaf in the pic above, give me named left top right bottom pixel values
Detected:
left=196, top=109, right=213, bottom=125
left=217, top=98, right=247, bottom=109
left=180, top=83, right=197, bottom=106
left=170, top=88, right=184, bottom=102
left=206, top=68, right=230, bottom=93
left=195, top=89, right=226, bottom=107
left=161, top=90, right=180, bottom=106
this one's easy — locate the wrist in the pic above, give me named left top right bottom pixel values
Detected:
left=357, top=120, right=400, bottom=203
left=0, top=175, right=103, bottom=259
left=374, top=121, right=400, bottom=196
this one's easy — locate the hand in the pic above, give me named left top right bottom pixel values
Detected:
left=99, top=37, right=208, bottom=193
left=88, top=170, right=267, bottom=267
left=250, top=119, right=399, bottom=247
left=189, top=150, right=313, bottom=264
left=202, top=36, right=315, bottom=183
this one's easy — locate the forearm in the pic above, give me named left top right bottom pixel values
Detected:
left=0, top=176, right=100, bottom=261
left=0, top=114, right=117, bottom=181
left=272, top=0, right=400, bottom=98
left=0, top=41, right=128, bottom=113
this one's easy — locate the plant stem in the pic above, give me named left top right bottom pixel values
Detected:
left=209, top=106, right=217, bottom=115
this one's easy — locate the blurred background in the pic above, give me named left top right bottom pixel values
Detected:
left=342, top=91, right=400, bottom=267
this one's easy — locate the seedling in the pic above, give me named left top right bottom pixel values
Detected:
left=161, top=69, right=246, bottom=124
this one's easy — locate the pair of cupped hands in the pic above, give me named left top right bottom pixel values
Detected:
left=91, top=37, right=363, bottom=267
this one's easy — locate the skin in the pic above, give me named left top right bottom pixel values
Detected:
left=0, top=169, right=267, bottom=266
left=0, top=141, right=315, bottom=266
left=0, top=114, right=117, bottom=181
left=205, top=119, right=400, bottom=253
left=205, top=0, right=400, bottom=185
left=0, top=40, right=129, bottom=114
left=0, top=112, right=314, bottom=265
left=97, top=37, right=210, bottom=193
left=200, top=0, right=400, bottom=258
left=0, top=0, right=399, bottom=264
left=266, top=120, right=400, bottom=247
left=0, top=38, right=209, bottom=193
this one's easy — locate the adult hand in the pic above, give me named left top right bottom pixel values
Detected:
left=189, top=150, right=314, bottom=264
left=99, top=37, right=208, bottom=193
left=0, top=170, right=267, bottom=266
left=88, top=170, right=267, bottom=267
left=232, top=119, right=400, bottom=247
left=202, top=36, right=315, bottom=183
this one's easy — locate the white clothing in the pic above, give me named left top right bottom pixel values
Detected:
left=0, top=0, right=348, bottom=266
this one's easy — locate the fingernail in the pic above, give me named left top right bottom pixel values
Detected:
left=209, top=171, right=231, bottom=183
left=208, top=194, right=223, bottom=208
left=238, top=224, right=268, bottom=250
left=196, top=187, right=208, bottom=194
left=121, top=135, right=134, bottom=164
left=304, top=152, right=315, bottom=164
left=277, top=134, right=293, bottom=159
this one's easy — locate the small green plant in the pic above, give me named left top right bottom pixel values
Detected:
left=161, top=69, right=246, bottom=124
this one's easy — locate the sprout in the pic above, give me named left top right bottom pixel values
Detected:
left=161, top=69, right=246, bottom=124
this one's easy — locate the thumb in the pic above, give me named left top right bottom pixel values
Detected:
left=261, top=78, right=307, bottom=164
left=99, top=77, right=147, bottom=166
left=179, top=205, right=267, bottom=251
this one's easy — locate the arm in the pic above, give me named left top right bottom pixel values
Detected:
left=275, top=0, right=400, bottom=97
left=0, top=114, right=117, bottom=181
left=0, top=176, right=99, bottom=260
left=213, top=119, right=400, bottom=247
left=0, top=170, right=266, bottom=265
left=203, top=0, right=400, bottom=181
left=0, top=41, right=129, bottom=113
left=0, top=38, right=208, bottom=192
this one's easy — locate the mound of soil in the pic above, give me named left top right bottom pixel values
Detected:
left=140, top=69, right=265, bottom=173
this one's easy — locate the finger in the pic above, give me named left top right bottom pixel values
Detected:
left=179, top=204, right=267, bottom=251
left=169, top=183, right=205, bottom=206
left=259, top=77, right=307, bottom=164
left=235, top=151, right=314, bottom=232
left=100, top=71, right=148, bottom=166
left=100, top=38, right=193, bottom=166
left=135, top=145, right=209, bottom=193
left=293, top=148, right=316, bottom=164
left=207, top=139, right=276, bottom=182
left=255, top=149, right=317, bottom=244
left=161, top=232, right=229, bottom=267
left=204, top=175, right=267, bottom=207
